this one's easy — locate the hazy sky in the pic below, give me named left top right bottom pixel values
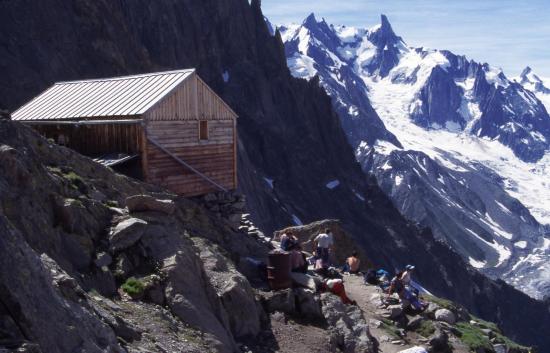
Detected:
left=262, top=0, right=550, bottom=78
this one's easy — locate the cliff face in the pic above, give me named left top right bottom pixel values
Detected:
left=1, top=0, right=550, bottom=350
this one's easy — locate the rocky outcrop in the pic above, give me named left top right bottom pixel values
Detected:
left=125, top=194, right=176, bottom=215
left=0, top=118, right=271, bottom=352
left=321, top=293, right=376, bottom=353
left=0, top=216, right=123, bottom=353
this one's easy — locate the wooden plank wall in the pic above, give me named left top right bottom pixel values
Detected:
left=35, top=123, right=143, bottom=156
left=143, top=72, right=238, bottom=197
left=145, top=73, right=237, bottom=121
left=146, top=120, right=236, bottom=196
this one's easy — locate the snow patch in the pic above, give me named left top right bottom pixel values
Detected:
left=264, top=177, right=274, bottom=189
left=469, top=257, right=487, bottom=269
left=291, top=214, right=303, bottom=226
left=514, top=241, right=528, bottom=249
left=222, top=71, right=230, bottom=83
left=326, top=180, right=340, bottom=189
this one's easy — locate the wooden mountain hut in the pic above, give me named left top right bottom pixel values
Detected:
left=11, top=69, right=238, bottom=196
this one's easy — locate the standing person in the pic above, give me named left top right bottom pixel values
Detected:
left=313, top=228, right=334, bottom=266
left=344, top=251, right=361, bottom=274
left=401, top=264, right=419, bottom=296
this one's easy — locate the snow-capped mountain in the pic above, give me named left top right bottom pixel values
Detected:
left=279, top=14, right=550, bottom=299
left=516, top=66, right=550, bottom=113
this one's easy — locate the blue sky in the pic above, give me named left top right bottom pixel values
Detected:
left=262, top=0, right=550, bottom=78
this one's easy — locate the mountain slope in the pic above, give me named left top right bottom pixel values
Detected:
left=2, top=1, right=550, bottom=349
left=280, top=14, right=550, bottom=300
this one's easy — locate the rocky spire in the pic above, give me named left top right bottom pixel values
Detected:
left=368, top=14, right=402, bottom=48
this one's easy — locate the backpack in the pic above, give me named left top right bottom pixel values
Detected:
left=364, top=269, right=378, bottom=285
left=389, top=277, right=404, bottom=294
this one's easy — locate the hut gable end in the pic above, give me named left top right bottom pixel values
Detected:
left=144, top=73, right=237, bottom=122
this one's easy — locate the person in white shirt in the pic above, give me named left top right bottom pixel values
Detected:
left=402, top=264, right=419, bottom=295
left=314, top=228, right=334, bottom=265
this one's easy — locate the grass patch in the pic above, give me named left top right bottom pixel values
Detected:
left=121, top=277, right=145, bottom=298
left=105, top=200, right=119, bottom=208
left=47, top=166, right=88, bottom=192
left=380, top=319, right=401, bottom=339
left=455, top=322, right=493, bottom=352
left=424, top=294, right=456, bottom=311
left=470, top=315, right=500, bottom=333
left=415, top=320, right=435, bottom=338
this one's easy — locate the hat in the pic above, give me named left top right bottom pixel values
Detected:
left=405, top=265, right=415, bottom=270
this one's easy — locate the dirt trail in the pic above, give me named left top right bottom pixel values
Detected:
left=343, top=274, right=421, bottom=353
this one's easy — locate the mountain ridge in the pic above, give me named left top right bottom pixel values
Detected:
left=280, top=13, right=550, bottom=299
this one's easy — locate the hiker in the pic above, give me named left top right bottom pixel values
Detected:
left=280, top=230, right=298, bottom=251
left=313, top=228, right=334, bottom=266
left=343, top=251, right=361, bottom=274
left=401, top=264, right=419, bottom=296
left=320, top=278, right=356, bottom=305
left=388, top=271, right=405, bottom=296
left=388, top=271, right=425, bottom=311
left=289, top=243, right=308, bottom=273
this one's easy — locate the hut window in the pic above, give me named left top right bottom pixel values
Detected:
left=199, top=120, right=209, bottom=140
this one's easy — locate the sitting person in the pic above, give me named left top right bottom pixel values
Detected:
left=320, top=278, right=356, bottom=305
left=388, top=271, right=425, bottom=311
left=343, top=251, right=361, bottom=274
left=280, top=230, right=298, bottom=251
left=289, top=243, right=308, bottom=273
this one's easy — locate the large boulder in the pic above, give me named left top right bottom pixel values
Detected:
left=195, top=239, right=261, bottom=339
left=398, top=347, right=428, bottom=353
left=262, top=288, right=296, bottom=314
left=321, top=293, right=376, bottom=353
left=109, top=217, right=148, bottom=252
left=295, top=287, right=323, bottom=320
left=125, top=195, right=175, bottom=215
left=434, top=309, right=456, bottom=325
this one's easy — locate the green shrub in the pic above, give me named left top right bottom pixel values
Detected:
left=456, top=322, right=492, bottom=352
left=121, top=277, right=145, bottom=297
left=415, top=320, right=435, bottom=338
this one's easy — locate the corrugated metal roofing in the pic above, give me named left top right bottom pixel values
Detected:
left=12, top=69, right=195, bottom=121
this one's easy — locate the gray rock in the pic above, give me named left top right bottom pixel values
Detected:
left=160, top=251, right=238, bottom=352
left=263, top=289, right=296, bottom=314
left=0, top=218, right=123, bottom=352
left=434, top=308, right=456, bottom=325
left=398, top=347, right=428, bottom=353
left=407, top=315, right=424, bottom=330
left=114, top=253, right=133, bottom=278
left=126, top=195, right=175, bottom=215
left=321, top=293, right=375, bottom=353
left=386, top=304, right=404, bottom=319
left=295, top=288, right=323, bottom=319
left=94, top=252, right=112, bottom=267
left=481, top=328, right=495, bottom=338
left=89, top=189, right=107, bottom=202
left=423, top=302, right=441, bottom=319
left=109, top=217, right=148, bottom=252
left=493, top=344, right=507, bottom=353
left=428, top=328, right=451, bottom=353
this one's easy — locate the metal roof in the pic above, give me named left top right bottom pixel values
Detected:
left=12, top=69, right=195, bottom=121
